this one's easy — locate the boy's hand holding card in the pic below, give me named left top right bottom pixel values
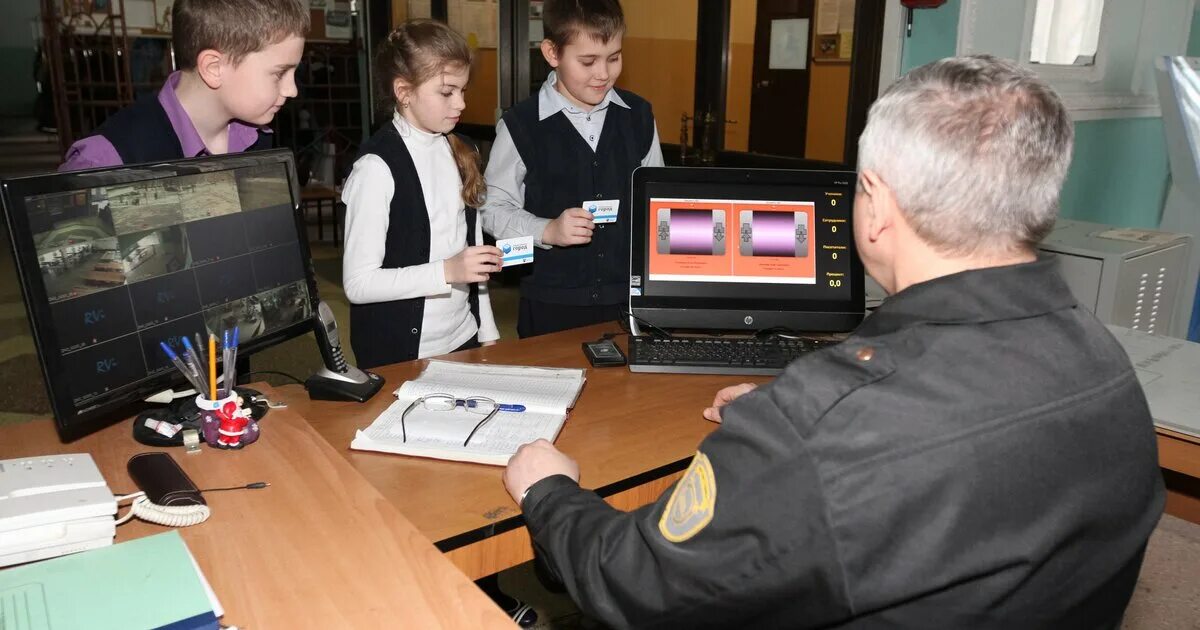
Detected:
left=585, top=199, right=620, bottom=224
left=542, top=208, right=595, bottom=246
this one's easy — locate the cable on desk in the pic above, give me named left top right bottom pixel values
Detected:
left=199, top=482, right=270, bottom=493
left=113, top=483, right=268, bottom=526
left=619, top=309, right=672, bottom=338
left=241, top=370, right=305, bottom=386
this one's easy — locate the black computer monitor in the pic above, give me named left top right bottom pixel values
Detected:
left=1, top=149, right=319, bottom=441
left=629, top=166, right=865, bottom=333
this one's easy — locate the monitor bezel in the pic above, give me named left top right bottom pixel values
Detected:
left=629, top=166, right=865, bottom=333
left=0, top=149, right=321, bottom=442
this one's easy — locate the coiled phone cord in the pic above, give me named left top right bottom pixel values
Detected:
left=113, top=483, right=266, bottom=527
left=114, top=492, right=211, bottom=527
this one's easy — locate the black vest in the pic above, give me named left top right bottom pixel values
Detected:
left=349, top=123, right=481, bottom=369
left=95, top=95, right=273, bottom=164
left=502, top=89, right=655, bottom=305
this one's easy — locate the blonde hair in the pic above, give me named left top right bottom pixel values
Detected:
left=374, top=20, right=485, bottom=208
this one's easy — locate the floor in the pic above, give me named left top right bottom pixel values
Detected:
left=1, top=118, right=1197, bottom=629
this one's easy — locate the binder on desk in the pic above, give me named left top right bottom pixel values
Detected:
left=352, top=360, right=587, bottom=466
left=0, top=531, right=222, bottom=630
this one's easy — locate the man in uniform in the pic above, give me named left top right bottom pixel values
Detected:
left=503, top=55, right=1165, bottom=628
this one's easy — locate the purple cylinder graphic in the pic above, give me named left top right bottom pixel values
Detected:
left=752, top=212, right=799, bottom=257
left=669, top=209, right=716, bottom=255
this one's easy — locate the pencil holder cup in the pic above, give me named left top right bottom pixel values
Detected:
left=196, top=389, right=261, bottom=450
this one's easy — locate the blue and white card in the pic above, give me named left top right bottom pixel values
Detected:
left=497, top=236, right=535, bottom=266
left=584, top=199, right=620, bottom=223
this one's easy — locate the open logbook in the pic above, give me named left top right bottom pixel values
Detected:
left=350, top=360, right=587, bottom=466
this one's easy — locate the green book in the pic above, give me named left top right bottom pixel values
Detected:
left=0, top=531, right=219, bottom=630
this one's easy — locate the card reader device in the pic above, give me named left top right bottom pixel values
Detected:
left=583, top=339, right=627, bottom=367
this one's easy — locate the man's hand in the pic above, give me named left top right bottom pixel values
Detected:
left=541, top=208, right=595, bottom=246
left=702, top=383, right=758, bottom=423
left=444, top=245, right=502, bottom=283
left=481, top=340, right=497, bottom=347
left=504, top=439, right=580, bottom=505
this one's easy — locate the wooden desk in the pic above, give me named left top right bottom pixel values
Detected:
left=273, top=326, right=768, bottom=578
left=1158, top=428, right=1200, bottom=524
left=0, top=406, right=515, bottom=628
left=277, top=324, right=1200, bottom=577
left=274, top=324, right=766, bottom=580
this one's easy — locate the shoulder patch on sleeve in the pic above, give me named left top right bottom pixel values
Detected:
left=658, top=451, right=717, bottom=543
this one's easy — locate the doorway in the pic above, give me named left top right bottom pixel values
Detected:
left=748, top=0, right=813, bottom=158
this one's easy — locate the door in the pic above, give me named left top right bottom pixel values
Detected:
left=748, top=0, right=813, bottom=158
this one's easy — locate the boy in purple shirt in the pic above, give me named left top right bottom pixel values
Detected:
left=60, top=0, right=309, bottom=170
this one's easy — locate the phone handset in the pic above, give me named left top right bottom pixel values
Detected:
left=305, top=300, right=385, bottom=402
left=314, top=301, right=350, bottom=373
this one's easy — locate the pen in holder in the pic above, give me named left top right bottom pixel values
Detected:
left=196, top=388, right=260, bottom=450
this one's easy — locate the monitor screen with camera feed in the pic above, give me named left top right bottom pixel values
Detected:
left=1, top=149, right=319, bottom=442
left=630, top=167, right=864, bottom=333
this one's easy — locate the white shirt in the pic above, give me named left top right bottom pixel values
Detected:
left=341, top=112, right=499, bottom=358
left=481, top=71, right=665, bottom=245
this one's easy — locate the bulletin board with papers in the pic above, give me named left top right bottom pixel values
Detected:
left=813, top=0, right=855, bottom=62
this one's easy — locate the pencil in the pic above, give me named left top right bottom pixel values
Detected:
left=209, top=333, right=217, bottom=400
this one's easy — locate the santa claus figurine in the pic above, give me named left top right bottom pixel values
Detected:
left=216, top=400, right=250, bottom=448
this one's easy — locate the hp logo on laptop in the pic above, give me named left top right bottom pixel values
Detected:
left=744, top=316, right=754, bottom=325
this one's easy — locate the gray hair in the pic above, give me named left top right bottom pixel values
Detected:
left=857, top=55, right=1073, bottom=255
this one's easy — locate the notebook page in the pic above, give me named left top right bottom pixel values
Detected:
left=356, top=399, right=565, bottom=460
left=395, top=360, right=586, bottom=414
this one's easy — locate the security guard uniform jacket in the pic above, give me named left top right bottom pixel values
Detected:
left=521, top=256, right=1166, bottom=629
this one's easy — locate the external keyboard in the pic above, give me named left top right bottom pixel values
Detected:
left=627, top=335, right=839, bottom=375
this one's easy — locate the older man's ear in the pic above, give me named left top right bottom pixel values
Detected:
left=857, top=169, right=897, bottom=245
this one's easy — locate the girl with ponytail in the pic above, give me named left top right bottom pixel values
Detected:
left=341, top=20, right=502, bottom=369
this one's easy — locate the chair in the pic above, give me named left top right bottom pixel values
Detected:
left=301, top=184, right=342, bottom=245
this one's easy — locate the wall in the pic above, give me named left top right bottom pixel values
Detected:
left=616, top=0, right=696, bottom=144
left=0, top=0, right=40, bottom=118
left=726, top=0, right=851, bottom=161
left=441, top=1, right=499, bottom=126
left=727, top=0, right=755, bottom=151
left=900, top=0, right=1192, bottom=229
left=462, top=48, right=498, bottom=125
left=805, top=62, right=850, bottom=162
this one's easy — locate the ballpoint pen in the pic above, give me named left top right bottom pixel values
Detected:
left=160, top=342, right=205, bottom=393
left=230, top=326, right=240, bottom=388
left=459, top=399, right=525, bottom=413
left=222, top=329, right=232, bottom=396
left=180, top=335, right=207, bottom=395
left=194, top=332, right=207, bottom=376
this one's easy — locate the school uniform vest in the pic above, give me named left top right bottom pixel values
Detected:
left=502, top=89, right=655, bottom=305
left=94, top=95, right=273, bottom=164
left=349, top=123, right=480, bottom=369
